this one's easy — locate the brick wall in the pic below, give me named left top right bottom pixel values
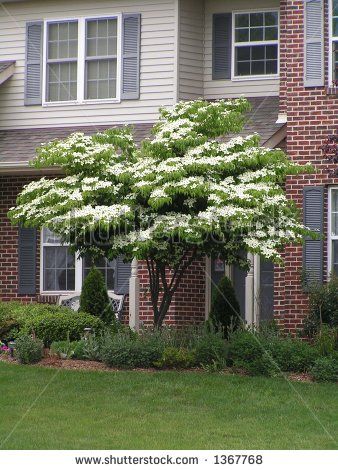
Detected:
left=276, top=0, right=338, bottom=333
left=0, top=175, right=207, bottom=326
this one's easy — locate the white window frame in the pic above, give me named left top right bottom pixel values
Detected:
left=231, top=8, right=280, bottom=81
left=329, top=0, right=338, bottom=86
left=40, top=229, right=116, bottom=295
left=42, top=14, right=122, bottom=106
left=328, top=187, right=338, bottom=278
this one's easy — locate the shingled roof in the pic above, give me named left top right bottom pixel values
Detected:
left=0, top=96, right=284, bottom=169
left=0, top=60, right=15, bottom=85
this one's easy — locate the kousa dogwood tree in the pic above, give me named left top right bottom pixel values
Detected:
left=9, top=98, right=312, bottom=326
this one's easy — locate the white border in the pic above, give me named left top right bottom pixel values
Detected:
left=231, top=8, right=280, bottom=81
left=328, top=186, right=338, bottom=278
left=42, top=14, right=122, bottom=106
left=328, top=0, right=338, bottom=86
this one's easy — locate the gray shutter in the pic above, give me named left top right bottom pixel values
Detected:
left=259, top=259, right=274, bottom=322
left=303, top=186, right=324, bottom=287
left=121, top=13, right=141, bottom=100
left=114, top=256, right=131, bottom=294
left=304, top=0, right=324, bottom=87
left=212, top=13, right=232, bottom=80
left=25, top=21, right=43, bottom=105
left=18, top=227, right=37, bottom=295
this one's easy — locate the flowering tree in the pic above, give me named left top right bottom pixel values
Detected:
left=9, top=98, right=312, bottom=326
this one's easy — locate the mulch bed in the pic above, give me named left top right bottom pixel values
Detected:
left=0, top=354, right=314, bottom=381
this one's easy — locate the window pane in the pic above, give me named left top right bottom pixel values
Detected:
left=48, top=21, right=78, bottom=60
left=235, top=28, right=249, bottom=42
left=250, top=13, right=264, bottom=27
left=334, top=18, right=338, bottom=37
left=85, top=59, right=117, bottom=99
left=265, top=26, right=278, bottom=40
left=266, top=44, right=278, bottom=60
left=86, top=18, right=117, bottom=58
left=252, top=45, right=264, bottom=60
left=236, top=61, right=250, bottom=76
left=266, top=59, right=278, bottom=74
left=43, top=228, right=61, bottom=244
left=49, top=23, right=58, bottom=41
left=251, top=60, right=265, bottom=75
left=265, top=12, right=278, bottom=26
left=333, top=241, right=338, bottom=276
left=235, top=14, right=249, bottom=28
left=48, top=62, right=77, bottom=102
left=250, top=27, right=264, bottom=41
left=237, top=46, right=250, bottom=61
left=43, top=246, right=75, bottom=291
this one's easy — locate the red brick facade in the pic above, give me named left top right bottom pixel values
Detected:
left=275, top=0, right=338, bottom=333
left=0, top=175, right=206, bottom=325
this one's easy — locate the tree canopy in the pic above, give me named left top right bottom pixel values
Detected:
left=9, top=98, right=312, bottom=325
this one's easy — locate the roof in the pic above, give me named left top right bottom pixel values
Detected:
left=0, top=96, right=284, bottom=170
left=224, top=96, right=284, bottom=145
left=0, top=60, right=15, bottom=85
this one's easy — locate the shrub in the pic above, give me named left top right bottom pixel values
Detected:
left=310, top=357, right=338, bottom=382
left=303, top=276, right=338, bottom=336
left=72, top=340, right=87, bottom=360
left=154, top=347, right=195, bottom=369
left=193, top=327, right=228, bottom=366
left=21, top=311, right=104, bottom=347
left=269, top=337, right=319, bottom=372
left=50, top=340, right=75, bottom=359
left=228, top=329, right=279, bottom=377
left=15, top=335, right=43, bottom=364
left=314, top=325, right=337, bottom=356
left=80, top=266, right=115, bottom=325
left=0, top=301, right=74, bottom=342
left=209, top=276, right=241, bottom=337
left=100, top=329, right=163, bottom=369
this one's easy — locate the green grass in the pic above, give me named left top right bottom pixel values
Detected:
left=0, top=362, right=337, bottom=449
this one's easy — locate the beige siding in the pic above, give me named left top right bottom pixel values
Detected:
left=178, top=0, right=204, bottom=100
left=0, top=0, right=176, bottom=129
left=204, top=0, right=280, bottom=99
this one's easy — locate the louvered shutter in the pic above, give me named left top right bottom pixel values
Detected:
left=304, top=0, right=324, bottom=87
left=114, top=256, right=131, bottom=294
left=25, top=21, right=43, bottom=105
left=212, top=13, right=232, bottom=80
left=18, top=227, right=37, bottom=295
left=121, top=13, right=141, bottom=100
left=303, top=186, right=324, bottom=287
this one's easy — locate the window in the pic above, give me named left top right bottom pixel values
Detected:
left=83, top=254, right=116, bottom=290
left=85, top=18, right=118, bottom=100
left=331, top=0, right=338, bottom=85
left=329, top=188, right=338, bottom=276
left=44, top=16, right=120, bottom=103
left=42, top=228, right=75, bottom=291
left=41, top=229, right=116, bottom=292
left=46, top=21, right=78, bottom=102
left=233, top=11, right=279, bottom=78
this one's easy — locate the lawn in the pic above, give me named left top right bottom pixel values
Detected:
left=0, top=361, right=337, bottom=450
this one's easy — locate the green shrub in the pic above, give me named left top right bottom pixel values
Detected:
left=72, top=340, right=87, bottom=360
left=100, top=329, right=163, bottom=369
left=50, top=340, right=75, bottom=359
left=80, top=266, right=115, bottom=325
left=314, top=325, right=337, bottom=356
left=310, top=357, right=338, bottom=382
left=193, top=327, right=228, bottom=366
left=303, top=276, right=338, bottom=337
left=21, top=311, right=104, bottom=347
left=154, top=347, right=195, bottom=369
left=228, top=329, right=279, bottom=377
left=15, top=335, right=43, bottom=364
left=209, top=276, right=241, bottom=337
left=269, top=337, right=319, bottom=372
left=0, top=301, right=74, bottom=342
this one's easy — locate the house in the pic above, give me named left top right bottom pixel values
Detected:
left=0, top=0, right=336, bottom=332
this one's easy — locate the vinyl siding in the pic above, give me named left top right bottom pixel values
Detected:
left=0, top=0, right=176, bottom=129
left=204, top=0, right=280, bottom=99
left=178, top=0, right=204, bottom=100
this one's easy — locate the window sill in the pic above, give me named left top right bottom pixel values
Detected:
left=326, top=86, right=338, bottom=95
left=42, top=99, right=121, bottom=107
left=231, top=75, right=279, bottom=82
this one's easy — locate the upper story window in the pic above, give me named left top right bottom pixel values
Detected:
left=332, top=0, right=338, bottom=84
left=329, top=188, right=338, bottom=276
left=233, top=11, right=279, bottom=78
left=44, top=16, right=120, bottom=104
